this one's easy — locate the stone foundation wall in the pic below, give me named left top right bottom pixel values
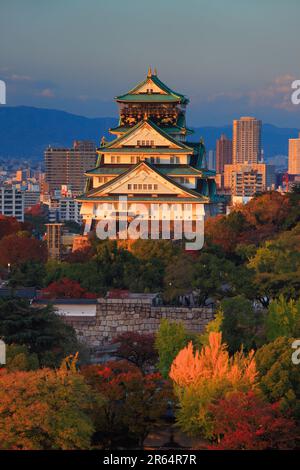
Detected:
left=63, top=298, right=214, bottom=349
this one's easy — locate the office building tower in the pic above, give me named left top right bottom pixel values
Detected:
left=45, top=140, right=97, bottom=195
left=233, top=117, right=262, bottom=164
left=288, top=132, right=300, bottom=175
left=216, top=134, right=232, bottom=173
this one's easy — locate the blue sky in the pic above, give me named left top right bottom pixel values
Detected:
left=1, top=0, right=300, bottom=126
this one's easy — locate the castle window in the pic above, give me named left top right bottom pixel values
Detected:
left=128, top=184, right=132, bottom=190
left=154, top=184, right=158, bottom=190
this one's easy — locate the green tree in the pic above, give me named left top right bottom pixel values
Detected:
left=5, top=344, right=39, bottom=371
left=248, top=227, right=300, bottom=303
left=155, top=319, right=200, bottom=378
left=9, top=261, right=46, bottom=288
left=199, top=309, right=223, bottom=346
left=220, top=295, right=263, bottom=353
left=266, top=296, right=300, bottom=341
left=0, top=299, right=83, bottom=367
left=255, top=337, right=300, bottom=419
left=131, top=239, right=180, bottom=265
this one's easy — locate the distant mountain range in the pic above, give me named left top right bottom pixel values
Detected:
left=0, top=106, right=299, bottom=161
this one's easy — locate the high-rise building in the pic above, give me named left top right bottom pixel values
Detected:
left=77, top=69, right=219, bottom=238
left=233, top=117, right=262, bottom=164
left=23, top=190, right=40, bottom=211
left=224, top=163, right=275, bottom=199
left=207, top=150, right=216, bottom=170
left=59, top=198, right=82, bottom=224
left=288, top=133, right=300, bottom=175
left=216, top=134, right=232, bottom=173
left=45, top=141, right=97, bottom=195
left=0, top=185, right=24, bottom=221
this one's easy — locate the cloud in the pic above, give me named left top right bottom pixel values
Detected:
left=37, top=88, right=55, bottom=98
left=206, top=75, right=298, bottom=112
left=10, top=74, right=32, bottom=82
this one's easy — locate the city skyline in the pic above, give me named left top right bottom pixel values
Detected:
left=1, top=0, right=300, bottom=126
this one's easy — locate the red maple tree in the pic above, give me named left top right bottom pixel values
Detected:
left=208, top=390, right=297, bottom=450
left=0, top=215, right=21, bottom=240
left=0, top=233, right=47, bottom=266
left=40, top=278, right=97, bottom=299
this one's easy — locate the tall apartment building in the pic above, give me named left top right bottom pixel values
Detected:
left=216, top=134, right=232, bottom=173
left=288, top=133, right=300, bottom=175
left=59, top=198, right=82, bottom=224
left=0, top=185, right=24, bottom=222
left=233, top=117, right=262, bottom=164
left=23, top=191, right=40, bottom=211
left=45, top=140, right=97, bottom=195
left=224, top=163, right=275, bottom=199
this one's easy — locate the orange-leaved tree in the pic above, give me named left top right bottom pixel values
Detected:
left=169, top=331, right=258, bottom=438
left=0, top=366, right=96, bottom=450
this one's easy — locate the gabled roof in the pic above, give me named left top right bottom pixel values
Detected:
left=98, top=119, right=194, bottom=152
left=115, top=72, right=189, bottom=105
left=79, top=160, right=209, bottom=201
left=109, top=123, right=194, bottom=137
left=85, top=164, right=205, bottom=177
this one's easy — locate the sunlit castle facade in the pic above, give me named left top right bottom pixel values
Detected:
left=78, top=68, right=219, bottom=242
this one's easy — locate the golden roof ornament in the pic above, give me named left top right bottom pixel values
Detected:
left=153, top=67, right=157, bottom=76
left=147, top=66, right=152, bottom=78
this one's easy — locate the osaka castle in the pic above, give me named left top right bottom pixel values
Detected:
left=78, top=68, right=219, bottom=245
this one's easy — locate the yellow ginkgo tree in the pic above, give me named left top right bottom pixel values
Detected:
left=169, top=332, right=258, bottom=438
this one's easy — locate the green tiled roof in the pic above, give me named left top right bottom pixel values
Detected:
left=101, top=119, right=194, bottom=152
left=157, top=166, right=204, bottom=176
left=98, top=147, right=193, bottom=154
left=115, top=74, right=188, bottom=105
left=78, top=195, right=209, bottom=203
left=115, top=94, right=182, bottom=103
left=82, top=161, right=210, bottom=201
left=85, top=166, right=128, bottom=176
left=85, top=164, right=206, bottom=177
left=110, top=124, right=193, bottom=136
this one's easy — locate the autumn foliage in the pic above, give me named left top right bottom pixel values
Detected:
left=208, top=391, right=297, bottom=450
left=169, top=332, right=257, bottom=436
left=81, top=361, right=170, bottom=447
left=170, top=332, right=257, bottom=388
left=0, top=233, right=47, bottom=267
left=0, top=367, right=94, bottom=450
left=40, top=277, right=97, bottom=299
left=205, top=192, right=291, bottom=252
left=112, top=332, right=158, bottom=373
left=0, top=215, right=21, bottom=240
